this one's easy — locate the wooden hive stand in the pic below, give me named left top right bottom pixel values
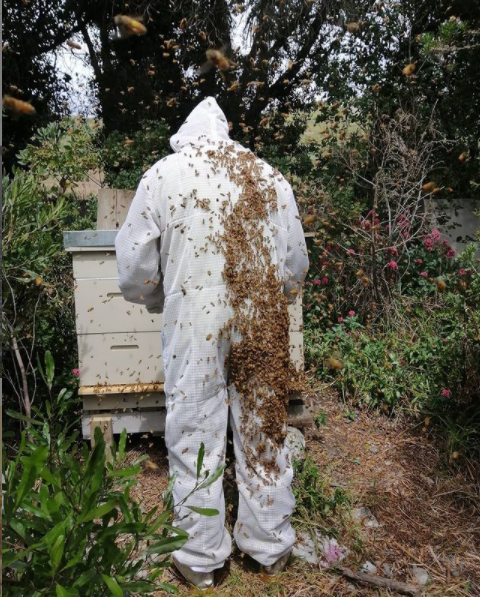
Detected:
left=64, top=189, right=313, bottom=446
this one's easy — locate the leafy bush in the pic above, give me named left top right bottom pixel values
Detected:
left=101, top=121, right=171, bottom=190
left=305, top=242, right=480, bottom=458
left=2, top=355, right=224, bottom=596
left=2, top=122, right=98, bottom=416
left=18, top=118, right=100, bottom=193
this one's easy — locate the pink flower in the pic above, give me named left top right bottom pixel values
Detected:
left=424, top=237, right=434, bottom=251
left=441, top=389, right=452, bottom=398
left=324, top=541, right=344, bottom=563
left=313, top=279, right=322, bottom=285
left=305, top=281, right=313, bottom=286
left=388, top=247, right=399, bottom=256
left=401, top=231, right=410, bottom=239
left=72, top=368, right=80, bottom=377
left=321, top=277, right=329, bottom=285
left=458, top=269, right=467, bottom=276
left=346, top=249, right=355, bottom=255
left=420, top=271, right=428, bottom=278
left=441, top=338, right=447, bottom=343
left=338, top=317, right=344, bottom=323
left=348, top=310, right=356, bottom=317
left=387, top=260, right=398, bottom=270
left=431, top=229, right=441, bottom=242
left=362, top=220, right=372, bottom=230
left=447, top=248, right=455, bottom=258
left=415, top=259, right=423, bottom=264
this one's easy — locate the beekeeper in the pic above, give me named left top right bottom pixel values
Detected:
left=115, top=97, right=308, bottom=590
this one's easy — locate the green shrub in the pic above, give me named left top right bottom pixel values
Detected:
left=2, top=121, right=98, bottom=415
left=18, top=118, right=100, bottom=193
left=101, top=121, right=171, bottom=190
left=305, top=243, right=480, bottom=458
left=2, top=356, right=224, bottom=596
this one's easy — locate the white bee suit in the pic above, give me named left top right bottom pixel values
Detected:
left=115, top=97, right=309, bottom=572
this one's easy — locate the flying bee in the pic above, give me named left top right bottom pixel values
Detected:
left=303, top=213, right=317, bottom=226
left=145, top=460, right=158, bottom=470
left=326, top=356, right=343, bottom=370
left=198, top=47, right=237, bottom=76
left=66, top=40, right=82, bottom=50
left=2, top=95, right=35, bottom=117
left=402, top=62, right=416, bottom=76
left=113, top=15, right=147, bottom=39
left=422, top=181, right=435, bottom=193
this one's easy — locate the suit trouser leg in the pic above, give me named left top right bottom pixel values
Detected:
left=166, top=385, right=232, bottom=572
left=229, top=385, right=296, bottom=567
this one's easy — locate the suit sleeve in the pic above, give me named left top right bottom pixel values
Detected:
left=115, top=177, right=165, bottom=313
left=283, top=183, right=309, bottom=302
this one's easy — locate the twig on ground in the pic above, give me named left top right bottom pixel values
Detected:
left=335, top=565, right=419, bottom=596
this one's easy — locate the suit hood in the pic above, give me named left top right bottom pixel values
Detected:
left=170, top=96, right=231, bottom=152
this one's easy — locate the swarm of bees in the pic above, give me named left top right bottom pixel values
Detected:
left=202, top=145, right=307, bottom=474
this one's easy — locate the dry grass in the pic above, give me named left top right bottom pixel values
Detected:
left=126, top=383, right=480, bottom=596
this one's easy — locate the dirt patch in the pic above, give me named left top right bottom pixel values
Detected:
left=127, top=383, right=480, bottom=596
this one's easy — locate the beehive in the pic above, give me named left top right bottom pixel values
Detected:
left=64, top=190, right=312, bottom=439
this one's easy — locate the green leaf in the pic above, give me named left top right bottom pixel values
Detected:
left=5, top=409, right=43, bottom=426
left=37, top=353, right=48, bottom=388
left=50, top=534, right=65, bottom=573
left=15, top=445, right=48, bottom=509
left=2, top=542, right=42, bottom=567
left=185, top=506, right=220, bottom=516
left=196, top=463, right=226, bottom=491
left=102, top=575, right=123, bottom=597
left=196, top=442, right=205, bottom=479
left=145, top=535, right=189, bottom=555
left=146, top=510, right=170, bottom=535
left=163, top=472, right=177, bottom=509
left=154, top=582, right=178, bottom=594
left=56, top=584, right=79, bottom=597
left=61, top=539, right=87, bottom=571
left=78, top=499, right=117, bottom=523
left=73, top=569, right=97, bottom=588
left=118, top=429, right=127, bottom=461
left=109, top=465, right=141, bottom=478
left=45, top=350, right=55, bottom=390
left=118, top=581, right=155, bottom=592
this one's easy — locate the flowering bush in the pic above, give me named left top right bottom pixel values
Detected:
left=304, top=242, right=480, bottom=459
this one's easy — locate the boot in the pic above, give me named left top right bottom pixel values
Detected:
left=171, top=556, right=215, bottom=590
left=261, top=550, right=292, bottom=576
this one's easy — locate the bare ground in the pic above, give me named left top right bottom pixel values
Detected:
left=127, top=383, right=480, bottom=597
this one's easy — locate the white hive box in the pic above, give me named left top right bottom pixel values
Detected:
left=64, top=224, right=311, bottom=439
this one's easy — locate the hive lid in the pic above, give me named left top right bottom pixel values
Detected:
left=63, top=230, right=119, bottom=250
